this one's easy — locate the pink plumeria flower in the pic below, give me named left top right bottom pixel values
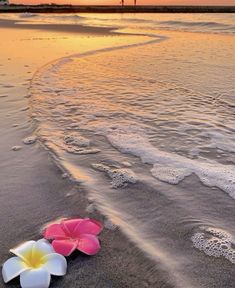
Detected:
left=43, top=218, right=103, bottom=256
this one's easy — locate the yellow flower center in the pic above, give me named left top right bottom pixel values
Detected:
left=23, top=249, right=46, bottom=269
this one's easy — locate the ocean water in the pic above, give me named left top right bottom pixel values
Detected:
left=4, top=12, right=235, bottom=34
left=25, top=13, right=235, bottom=287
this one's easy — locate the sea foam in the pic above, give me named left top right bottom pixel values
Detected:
left=92, top=163, right=137, bottom=188
left=63, top=133, right=100, bottom=155
left=106, top=130, right=235, bottom=198
left=192, top=227, right=235, bottom=264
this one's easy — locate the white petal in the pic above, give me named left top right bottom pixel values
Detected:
left=33, top=239, right=55, bottom=257
left=41, top=253, right=67, bottom=276
left=2, top=257, right=28, bottom=283
left=20, top=267, right=51, bottom=288
left=10, top=241, right=35, bottom=262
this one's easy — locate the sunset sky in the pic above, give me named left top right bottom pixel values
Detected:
left=10, top=0, right=235, bottom=5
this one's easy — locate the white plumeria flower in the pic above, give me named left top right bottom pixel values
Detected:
left=2, top=239, right=67, bottom=288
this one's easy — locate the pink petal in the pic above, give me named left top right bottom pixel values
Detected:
left=74, top=218, right=103, bottom=236
left=61, top=219, right=83, bottom=235
left=52, top=239, right=77, bottom=256
left=44, top=224, right=68, bottom=240
left=77, top=234, right=101, bottom=255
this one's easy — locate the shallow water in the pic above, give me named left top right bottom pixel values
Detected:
left=3, top=12, right=235, bottom=34
left=28, top=14, right=235, bottom=287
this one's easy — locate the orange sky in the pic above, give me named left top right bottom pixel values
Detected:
left=10, top=0, right=235, bottom=5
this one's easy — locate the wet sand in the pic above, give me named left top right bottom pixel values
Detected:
left=0, top=18, right=116, bottom=34
left=0, top=18, right=171, bottom=288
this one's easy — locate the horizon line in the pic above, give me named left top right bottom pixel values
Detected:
left=6, top=3, right=235, bottom=6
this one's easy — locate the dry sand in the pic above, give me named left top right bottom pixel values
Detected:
left=0, top=19, right=170, bottom=288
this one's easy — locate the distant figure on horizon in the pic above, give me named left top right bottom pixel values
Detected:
left=121, top=0, right=124, bottom=6
left=134, top=0, right=137, bottom=6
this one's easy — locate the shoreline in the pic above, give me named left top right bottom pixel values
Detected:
left=0, top=5, right=235, bottom=13
left=0, top=18, right=117, bottom=34
left=0, top=19, right=171, bottom=287
left=1, top=15, right=235, bottom=288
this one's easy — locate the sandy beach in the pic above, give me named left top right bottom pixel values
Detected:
left=0, top=18, right=170, bottom=288
left=0, top=12, right=235, bottom=288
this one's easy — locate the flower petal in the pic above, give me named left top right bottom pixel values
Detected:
left=74, top=218, right=103, bottom=236
left=61, top=218, right=83, bottom=235
left=33, top=239, right=55, bottom=258
left=41, top=253, right=67, bottom=276
left=2, top=257, right=28, bottom=283
left=52, top=239, right=77, bottom=256
left=77, top=234, right=101, bottom=255
left=43, top=223, right=68, bottom=240
left=20, top=268, right=50, bottom=288
left=10, top=241, right=35, bottom=262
